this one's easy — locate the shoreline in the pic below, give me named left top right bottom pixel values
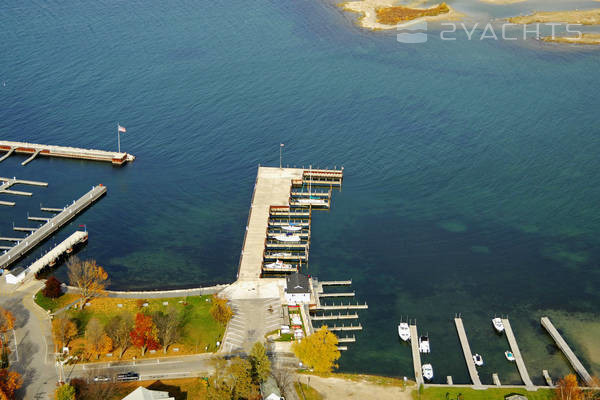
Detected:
left=509, top=8, right=600, bottom=25
left=339, top=1, right=464, bottom=31
left=542, top=33, right=600, bottom=45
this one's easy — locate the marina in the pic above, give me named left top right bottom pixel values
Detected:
left=541, top=316, right=594, bottom=386
left=410, top=324, right=424, bottom=386
left=0, top=185, right=106, bottom=269
left=0, top=140, right=135, bottom=166
left=0, top=177, right=48, bottom=206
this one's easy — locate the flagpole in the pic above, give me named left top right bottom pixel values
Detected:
left=117, top=122, right=121, bottom=153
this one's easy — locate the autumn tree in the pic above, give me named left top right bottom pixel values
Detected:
left=85, top=318, right=112, bottom=359
left=273, top=367, right=294, bottom=399
left=0, top=308, right=15, bottom=346
left=555, top=373, right=583, bottom=400
left=51, top=317, right=78, bottom=351
left=43, top=276, right=63, bottom=298
left=226, top=357, right=257, bottom=400
left=67, top=257, right=109, bottom=309
left=130, top=313, right=160, bottom=356
left=292, top=326, right=340, bottom=373
left=0, top=368, right=23, bottom=400
left=105, top=312, right=134, bottom=358
left=54, top=383, right=75, bottom=400
left=210, top=295, right=233, bottom=325
left=249, top=341, right=271, bottom=384
left=153, top=307, right=181, bottom=354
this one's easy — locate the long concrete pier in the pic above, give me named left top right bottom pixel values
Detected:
left=454, top=318, right=483, bottom=388
left=410, top=324, right=424, bottom=386
left=502, top=318, right=534, bottom=389
left=541, top=317, right=594, bottom=386
left=0, top=185, right=106, bottom=269
left=24, top=231, right=88, bottom=281
left=0, top=141, right=135, bottom=166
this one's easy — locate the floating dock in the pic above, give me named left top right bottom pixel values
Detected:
left=24, top=230, right=88, bottom=281
left=0, top=177, right=48, bottom=206
left=311, top=313, right=359, bottom=321
left=0, top=141, right=135, bottom=166
left=502, top=318, right=534, bottom=389
left=454, top=317, right=483, bottom=388
left=0, top=185, right=106, bottom=269
left=314, top=302, right=368, bottom=311
left=541, top=317, right=593, bottom=386
left=410, top=324, right=424, bottom=386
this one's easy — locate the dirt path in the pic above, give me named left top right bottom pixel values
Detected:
left=300, top=374, right=414, bottom=400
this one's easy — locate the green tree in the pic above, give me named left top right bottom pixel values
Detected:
left=105, top=312, right=134, bottom=359
left=292, top=326, right=340, bottom=373
left=249, top=341, right=271, bottom=383
left=152, top=307, right=181, bottom=354
left=54, top=384, right=75, bottom=400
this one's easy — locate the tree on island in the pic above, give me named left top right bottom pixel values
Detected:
left=152, top=307, right=181, bottom=354
left=67, top=257, right=109, bottom=309
left=249, top=341, right=271, bottom=384
left=85, top=318, right=112, bottom=360
left=43, top=276, right=62, bottom=299
left=292, top=326, right=340, bottom=373
left=51, top=317, right=77, bottom=352
left=0, top=368, right=23, bottom=400
left=105, top=312, right=134, bottom=359
left=130, top=313, right=160, bottom=356
left=210, top=295, right=233, bottom=325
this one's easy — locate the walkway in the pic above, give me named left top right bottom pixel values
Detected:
left=454, top=317, right=483, bottom=388
left=502, top=318, right=535, bottom=389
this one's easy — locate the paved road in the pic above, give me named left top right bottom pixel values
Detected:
left=0, top=281, right=57, bottom=400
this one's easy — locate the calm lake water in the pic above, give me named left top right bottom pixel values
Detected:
left=1, top=0, right=599, bottom=384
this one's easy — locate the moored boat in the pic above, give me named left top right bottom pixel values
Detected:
left=398, top=322, right=410, bottom=342
left=505, top=350, right=515, bottom=362
left=473, top=353, right=484, bottom=367
left=282, top=224, right=302, bottom=232
left=422, top=363, right=434, bottom=381
left=274, top=233, right=301, bottom=242
left=264, top=260, right=291, bottom=270
left=419, top=335, right=430, bottom=353
left=492, top=317, right=504, bottom=333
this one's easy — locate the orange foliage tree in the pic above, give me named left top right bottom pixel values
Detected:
left=67, top=257, right=109, bottom=309
left=51, top=317, right=78, bottom=351
left=130, top=313, right=160, bottom=356
left=0, top=308, right=15, bottom=344
left=0, top=368, right=23, bottom=400
left=85, top=318, right=113, bottom=359
left=555, top=373, right=582, bottom=400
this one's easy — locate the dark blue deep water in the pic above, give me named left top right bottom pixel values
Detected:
left=1, top=0, right=599, bottom=384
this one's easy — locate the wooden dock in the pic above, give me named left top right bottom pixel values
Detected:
left=454, top=318, right=483, bottom=388
left=0, top=185, right=106, bottom=269
left=410, top=324, right=424, bottom=386
left=0, top=141, right=135, bottom=166
left=321, top=280, right=352, bottom=286
left=311, top=313, right=359, bottom=321
left=319, top=292, right=355, bottom=298
left=24, top=231, right=88, bottom=280
left=541, top=317, right=594, bottom=386
left=314, top=302, right=368, bottom=311
left=493, top=373, right=501, bottom=386
left=502, top=318, right=535, bottom=389
left=543, top=369, right=553, bottom=387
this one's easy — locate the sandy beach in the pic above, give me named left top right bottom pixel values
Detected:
left=509, top=8, right=600, bottom=25
left=543, top=32, right=600, bottom=45
left=340, top=0, right=463, bottom=30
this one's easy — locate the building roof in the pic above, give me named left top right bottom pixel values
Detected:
left=261, top=375, right=282, bottom=398
left=286, top=272, right=310, bottom=294
left=122, top=387, right=174, bottom=400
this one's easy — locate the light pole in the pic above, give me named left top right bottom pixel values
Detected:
left=280, top=143, right=284, bottom=169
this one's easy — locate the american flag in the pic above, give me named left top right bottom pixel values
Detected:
left=118, top=124, right=127, bottom=133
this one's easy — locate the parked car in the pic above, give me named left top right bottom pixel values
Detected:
left=92, top=375, right=111, bottom=382
left=116, top=372, right=139, bottom=382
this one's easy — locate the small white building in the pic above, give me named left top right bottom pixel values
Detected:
left=5, top=267, right=26, bottom=285
left=121, top=387, right=174, bottom=400
left=285, top=272, right=311, bottom=305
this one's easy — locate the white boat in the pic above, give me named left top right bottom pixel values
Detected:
left=398, top=323, right=410, bottom=342
left=264, top=260, right=291, bottom=270
left=473, top=353, right=484, bottom=367
left=419, top=335, right=430, bottom=353
left=422, top=363, right=434, bottom=381
left=282, top=224, right=302, bottom=232
left=274, top=234, right=301, bottom=242
left=492, top=317, right=504, bottom=333
left=296, top=197, right=327, bottom=206
left=269, top=252, right=293, bottom=258
left=505, top=350, right=515, bottom=362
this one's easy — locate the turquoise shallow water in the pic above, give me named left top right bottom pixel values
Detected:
left=1, top=0, right=599, bottom=384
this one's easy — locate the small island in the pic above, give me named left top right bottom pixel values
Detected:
left=542, top=33, right=600, bottom=45
left=509, top=8, right=600, bottom=25
left=340, top=1, right=462, bottom=30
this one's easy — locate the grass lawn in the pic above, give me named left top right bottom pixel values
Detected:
left=413, top=387, right=555, bottom=400
left=43, top=293, right=225, bottom=361
left=300, top=371, right=414, bottom=388
left=34, top=291, right=79, bottom=313
left=109, top=378, right=208, bottom=400
left=295, top=382, right=324, bottom=400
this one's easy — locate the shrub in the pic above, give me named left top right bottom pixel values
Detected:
left=43, top=276, right=63, bottom=298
